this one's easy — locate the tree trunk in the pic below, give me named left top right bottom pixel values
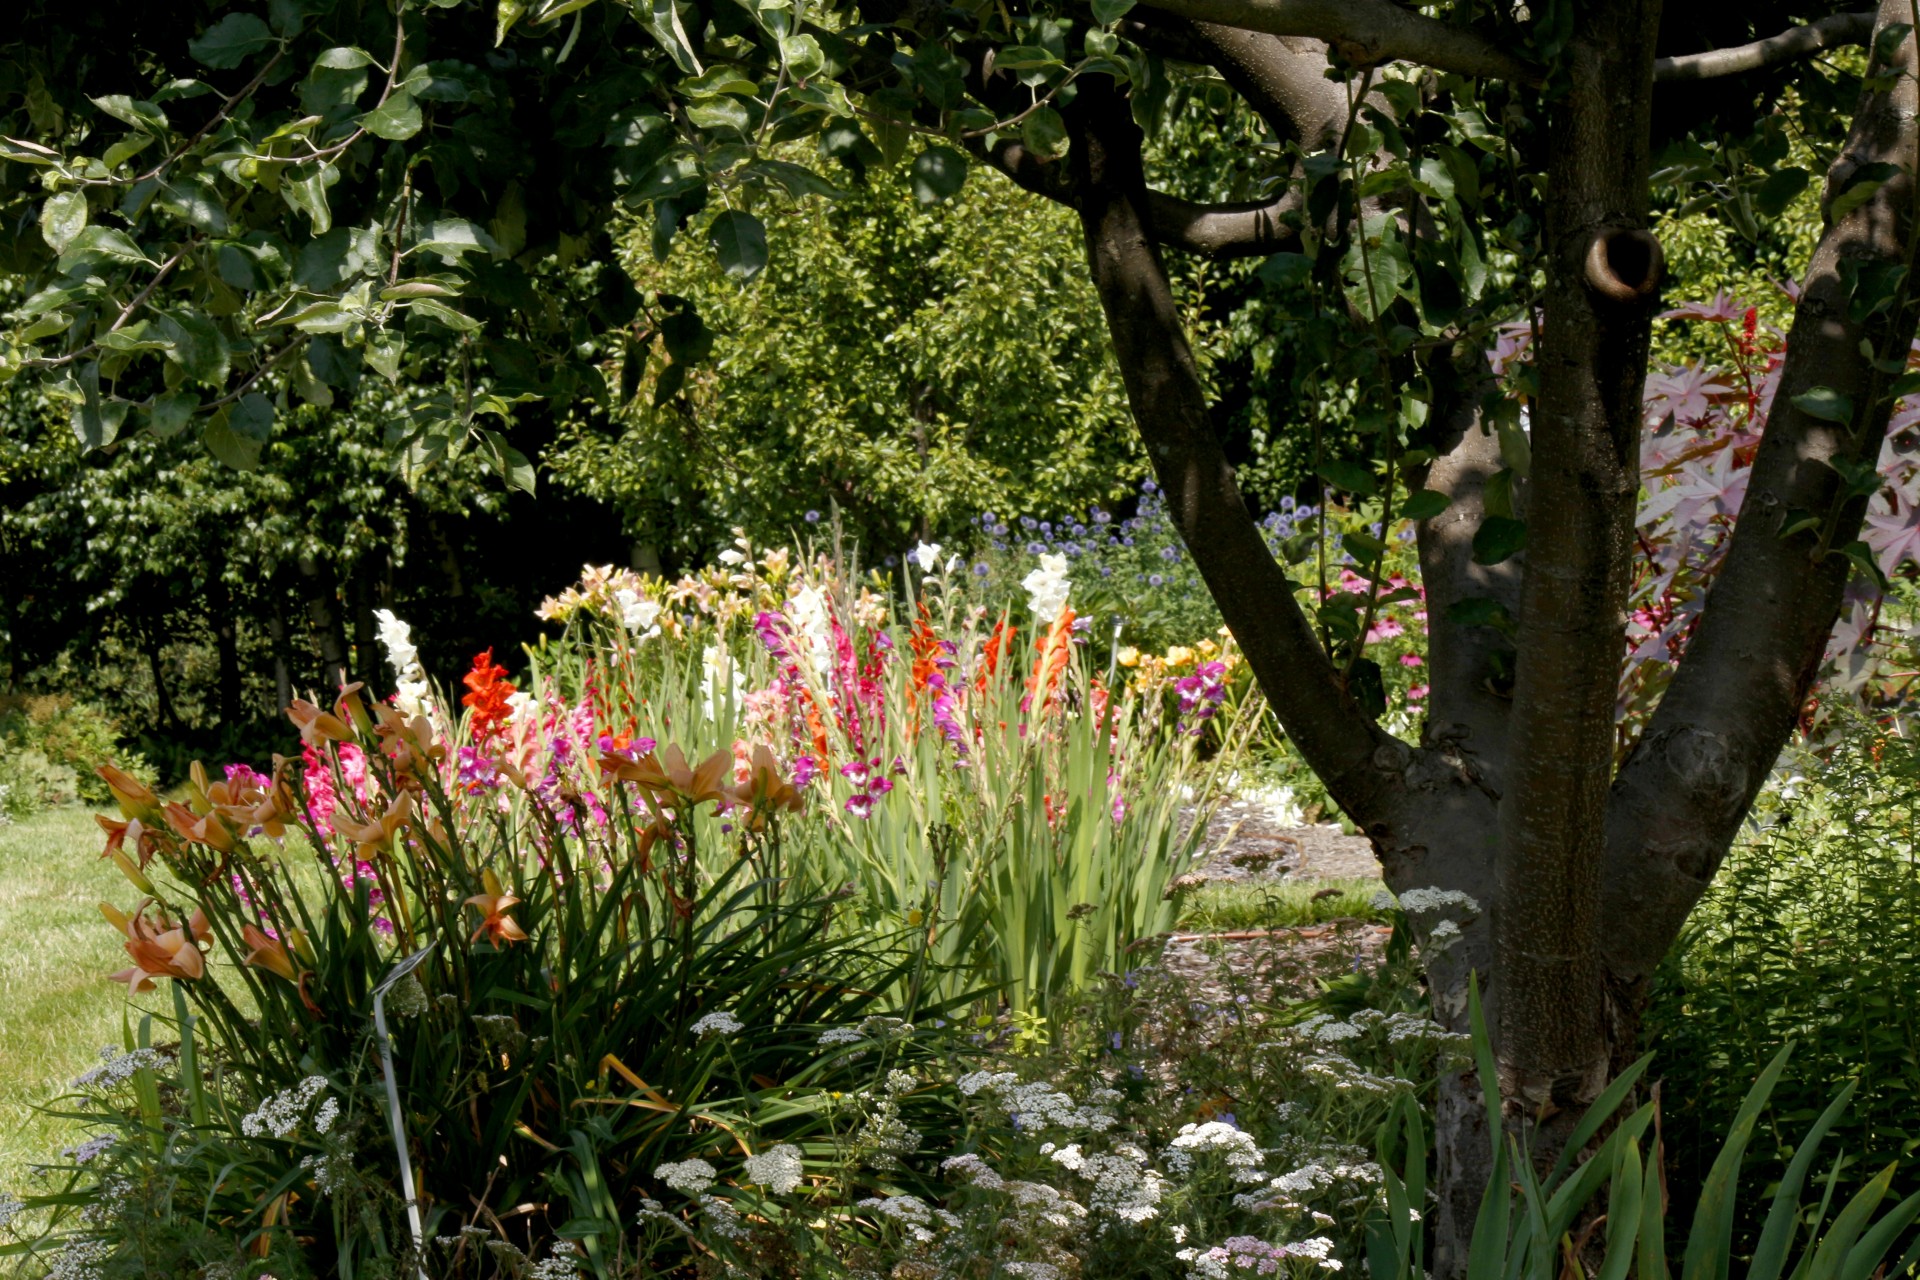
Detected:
left=297, top=554, right=349, bottom=690
left=267, top=600, right=293, bottom=715
left=204, top=555, right=243, bottom=728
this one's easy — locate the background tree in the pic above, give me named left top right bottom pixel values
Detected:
left=5, top=0, right=1918, bottom=1269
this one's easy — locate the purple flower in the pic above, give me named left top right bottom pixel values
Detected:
left=1026, top=541, right=1046, bottom=555
left=845, top=793, right=875, bottom=819
left=805, top=509, right=822, bottom=523
left=1142, top=478, right=1158, bottom=494
left=973, top=562, right=990, bottom=577
left=1149, top=574, right=1164, bottom=586
left=1093, top=509, right=1110, bottom=524
left=753, top=610, right=791, bottom=657
left=870, top=777, right=894, bottom=797
left=792, top=756, right=820, bottom=788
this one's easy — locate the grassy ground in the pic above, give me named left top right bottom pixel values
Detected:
left=0, top=807, right=163, bottom=1193
left=1174, top=876, right=1388, bottom=933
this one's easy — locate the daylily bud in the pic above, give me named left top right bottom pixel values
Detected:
left=241, top=925, right=299, bottom=983
left=336, top=681, right=374, bottom=735
left=110, top=848, right=156, bottom=894
left=96, top=763, right=159, bottom=822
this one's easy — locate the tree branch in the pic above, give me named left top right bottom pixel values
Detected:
left=1603, top=0, right=1920, bottom=992
left=1064, top=84, right=1407, bottom=835
left=1133, top=0, right=1537, bottom=83
left=1125, top=15, right=1348, bottom=149
left=1653, top=11, right=1875, bottom=81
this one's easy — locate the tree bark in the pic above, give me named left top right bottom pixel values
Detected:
left=1601, top=0, right=1920, bottom=996
left=297, top=554, right=349, bottom=690
left=204, top=554, right=243, bottom=728
left=267, top=599, right=293, bottom=715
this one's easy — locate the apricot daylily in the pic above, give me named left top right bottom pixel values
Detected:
left=104, top=899, right=209, bottom=994
left=336, top=792, right=413, bottom=860
left=465, top=868, right=528, bottom=946
left=96, top=764, right=160, bottom=822
left=287, top=698, right=354, bottom=749
left=96, top=814, right=160, bottom=869
left=241, top=924, right=299, bottom=983
left=372, top=703, right=445, bottom=775
left=164, top=801, right=236, bottom=854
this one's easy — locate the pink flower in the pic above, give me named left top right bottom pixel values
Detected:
left=1399, top=653, right=1424, bottom=668
left=844, top=793, right=875, bottom=820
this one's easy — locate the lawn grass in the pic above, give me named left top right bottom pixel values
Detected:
left=1173, top=876, right=1388, bottom=934
left=0, top=806, right=163, bottom=1194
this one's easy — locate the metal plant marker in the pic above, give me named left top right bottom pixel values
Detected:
left=372, top=942, right=438, bottom=1280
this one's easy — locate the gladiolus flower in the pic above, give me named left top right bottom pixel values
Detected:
left=465, top=869, right=529, bottom=946
left=461, top=649, right=517, bottom=743
left=241, top=925, right=299, bottom=983
left=602, top=744, right=732, bottom=808
left=730, top=744, right=805, bottom=825
left=104, top=899, right=209, bottom=994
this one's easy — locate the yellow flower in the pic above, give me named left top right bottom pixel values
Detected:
left=1196, top=639, right=1219, bottom=658
left=1117, top=646, right=1140, bottom=668
left=1164, top=646, right=1195, bottom=669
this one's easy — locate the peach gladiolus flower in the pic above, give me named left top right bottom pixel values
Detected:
left=104, top=899, right=209, bottom=994
left=730, top=744, right=804, bottom=827
left=465, top=869, right=528, bottom=946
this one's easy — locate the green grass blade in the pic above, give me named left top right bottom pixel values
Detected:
left=1839, top=1188, right=1920, bottom=1280
left=1640, top=1138, right=1671, bottom=1280
left=1804, top=1163, right=1895, bottom=1280
left=1547, top=1053, right=1654, bottom=1183
left=1682, top=1040, right=1796, bottom=1280
left=1749, top=1081, right=1857, bottom=1280
left=1595, top=1135, right=1644, bottom=1280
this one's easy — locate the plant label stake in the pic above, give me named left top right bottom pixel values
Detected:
left=372, top=942, right=438, bottom=1280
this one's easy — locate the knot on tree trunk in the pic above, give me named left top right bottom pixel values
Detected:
left=1583, top=228, right=1665, bottom=303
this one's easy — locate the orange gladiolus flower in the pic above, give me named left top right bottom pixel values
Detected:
left=241, top=924, right=299, bottom=983
left=461, top=649, right=517, bottom=743
left=1026, top=606, right=1076, bottom=712
left=104, top=899, right=209, bottom=994
left=465, top=869, right=529, bottom=946
left=164, top=801, right=236, bottom=854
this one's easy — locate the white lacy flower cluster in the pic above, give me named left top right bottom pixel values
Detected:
left=1370, top=886, right=1481, bottom=920
left=1044, top=1141, right=1166, bottom=1223
left=1177, top=1234, right=1344, bottom=1279
left=526, top=1238, right=581, bottom=1279
left=691, top=1010, right=744, bottom=1038
left=240, top=1076, right=335, bottom=1140
left=851, top=1070, right=924, bottom=1171
left=60, top=1136, right=115, bottom=1166
left=1164, top=1121, right=1267, bottom=1183
left=0, top=1193, right=22, bottom=1233
left=818, top=1016, right=915, bottom=1051
left=43, top=1238, right=111, bottom=1280
left=743, top=1143, right=804, bottom=1195
left=856, top=1192, right=962, bottom=1245
left=72, top=1046, right=159, bottom=1091
left=373, top=608, right=433, bottom=715
left=955, top=1071, right=1118, bottom=1132
left=653, top=1158, right=717, bottom=1194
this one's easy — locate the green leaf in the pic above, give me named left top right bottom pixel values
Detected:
left=413, top=217, right=500, bottom=260
left=156, top=174, right=230, bottom=235
left=708, top=210, right=768, bottom=282
left=90, top=95, right=169, bottom=135
left=148, top=390, right=199, bottom=439
left=38, top=192, right=88, bottom=253
left=742, top=158, right=843, bottom=200
left=57, top=225, right=156, bottom=271
left=1022, top=106, right=1068, bottom=159
left=189, top=13, right=276, bottom=69
left=909, top=146, right=967, bottom=204
left=314, top=46, right=373, bottom=70
left=365, top=332, right=405, bottom=381
left=154, top=309, right=230, bottom=385
left=661, top=308, right=712, bottom=364
left=681, top=65, right=759, bottom=97
left=1343, top=529, right=1387, bottom=562
left=1754, top=167, right=1811, bottom=219
left=1446, top=596, right=1515, bottom=633
left=1889, top=370, right=1920, bottom=400
left=202, top=394, right=274, bottom=469
left=1399, top=489, right=1449, bottom=521
left=69, top=362, right=125, bottom=452
left=1472, top=516, right=1528, bottom=565
left=1316, top=459, right=1376, bottom=497
left=1682, top=1043, right=1795, bottom=1280
left=1091, top=0, right=1135, bottom=23
left=1409, top=157, right=1455, bottom=203
left=1791, top=385, right=1854, bottom=425
left=1829, top=162, right=1901, bottom=222
left=780, top=34, right=825, bottom=79
left=380, top=281, right=459, bottom=300
left=360, top=91, right=423, bottom=141
left=686, top=97, right=751, bottom=133
left=634, top=0, right=704, bottom=75
left=1258, top=252, right=1314, bottom=289
left=283, top=164, right=338, bottom=234
left=408, top=298, right=481, bottom=331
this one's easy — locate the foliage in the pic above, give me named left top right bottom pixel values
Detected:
left=0, top=694, right=150, bottom=810
left=1375, top=995, right=1920, bottom=1280
left=547, top=159, right=1146, bottom=563
left=1645, top=720, right=1920, bottom=1255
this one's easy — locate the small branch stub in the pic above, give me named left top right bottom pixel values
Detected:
left=1584, top=228, right=1665, bottom=304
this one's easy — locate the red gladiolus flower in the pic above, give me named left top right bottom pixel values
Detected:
left=461, top=648, right=516, bottom=743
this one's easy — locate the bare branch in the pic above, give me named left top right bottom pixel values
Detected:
left=1653, top=11, right=1874, bottom=81
left=1125, top=16, right=1348, bottom=148
left=1134, top=0, right=1537, bottom=83
left=1145, top=190, right=1304, bottom=257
